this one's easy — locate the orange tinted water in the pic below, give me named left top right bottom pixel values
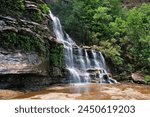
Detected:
left=0, top=83, right=150, bottom=100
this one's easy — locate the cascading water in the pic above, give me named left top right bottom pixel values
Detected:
left=49, top=11, right=117, bottom=84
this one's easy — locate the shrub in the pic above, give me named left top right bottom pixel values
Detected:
left=144, top=75, right=150, bottom=83
left=31, top=12, right=43, bottom=23
left=38, top=3, right=49, bottom=14
left=0, top=0, right=25, bottom=14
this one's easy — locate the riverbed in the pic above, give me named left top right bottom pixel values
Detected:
left=0, top=83, right=150, bottom=100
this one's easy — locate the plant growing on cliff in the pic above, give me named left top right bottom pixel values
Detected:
left=30, top=12, right=43, bottom=23
left=0, top=0, right=25, bottom=15
left=49, top=42, right=64, bottom=68
left=38, top=3, right=49, bottom=14
left=0, top=32, right=47, bottom=57
left=28, top=2, right=49, bottom=23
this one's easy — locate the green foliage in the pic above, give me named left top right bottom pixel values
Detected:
left=49, top=0, right=85, bottom=44
left=31, top=2, right=49, bottom=23
left=0, top=0, right=25, bottom=15
left=38, top=3, right=49, bottom=14
left=126, top=3, right=150, bottom=67
left=49, top=0, right=122, bottom=44
left=50, top=1, right=150, bottom=74
left=0, top=32, right=64, bottom=67
left=99, top=40, right=123, bottom=65
left=0, top=0, right=25, bottom=11
left=30, top=12, right=43, bottom=23
left=144, top=75, right=150, bottom=83
left=49, top=42, right=64, bottom=67
left=109, top=17, right=127, bottom=37
left=0, top=32, right=46, bottom=56
left=27, top=2, right=49, bottom=23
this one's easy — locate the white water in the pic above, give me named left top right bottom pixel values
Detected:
left=49, top=11, right=117, bottom=84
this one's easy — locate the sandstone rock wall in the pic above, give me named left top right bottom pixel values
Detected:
left=0, top=0, right=66, bottom=90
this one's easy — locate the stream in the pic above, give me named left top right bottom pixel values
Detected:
left=0, top=83, right=150, bottom=100
left=1, top=10, right=149, bottom=101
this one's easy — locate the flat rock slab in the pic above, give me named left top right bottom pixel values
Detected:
left=0, top=51, right=48, bottom=76
left=2, top=83, right=149, bottom=100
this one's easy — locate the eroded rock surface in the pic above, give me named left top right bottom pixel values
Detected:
left=0, top=50, right=48, bottom=76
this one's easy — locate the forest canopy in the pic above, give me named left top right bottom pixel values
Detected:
left=49, top=0, right=150, bottom=80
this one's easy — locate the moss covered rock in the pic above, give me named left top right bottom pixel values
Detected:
left=0, top=0, right=66, bottom=90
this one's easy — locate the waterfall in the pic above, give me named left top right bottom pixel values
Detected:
left=49, top=11, right=117, bottom=84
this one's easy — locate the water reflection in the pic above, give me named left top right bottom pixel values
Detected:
left=0, top=83, right=150, bottom=100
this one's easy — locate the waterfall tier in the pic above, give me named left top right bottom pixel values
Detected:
left=49, top=11, right=117, bottom=84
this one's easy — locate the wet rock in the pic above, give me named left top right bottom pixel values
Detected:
left=102, top=74, right=109, bottom=82
left=82, top=46, right=91, bottom=49
left=131, top=72, right=145, bottom=84
left=51, top=67, right=63, bottom=77
left=86, top=49, right=94, bottom=59
left=86, top=68, right=117, bottom=84
left=91, top=45, right=99, bottom=50
left=91, top=80, right=99, bottom=83
left=0, top=83, right=10, bottom=89
left=0, top=89, right=23, bottom=99
left=87, top=68, right=103, bottom=73
left=73, top=47, right=79, bottom=55
left=7, top=83, right=150, bottom=100
left=87, top=68, right=104, bottom=83
left=49, top=68, right=67, bottom=84
left=0, top=51, right=48, bottom=76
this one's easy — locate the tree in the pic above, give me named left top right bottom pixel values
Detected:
left=126, top=3, right=150, bottom=68
left=49, top=0, right=150, bottom=75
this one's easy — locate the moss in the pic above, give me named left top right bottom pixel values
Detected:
left=30, top=11, right=43, bottom=23
left=0, top=0, right=49, bottom=23
left=0, top=0, right=25, bottom=11
left=0, top=0, right=25, bottom=16
left=0, top=32, right=47, bottom=57
left=32, top=3, right=49, bottom=22
left=49, top=41, right=64, bottom=68
left=0, top=32, right=64, bottom=67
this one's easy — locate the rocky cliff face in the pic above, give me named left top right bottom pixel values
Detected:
left=0, top=0, right=66, bottom=90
